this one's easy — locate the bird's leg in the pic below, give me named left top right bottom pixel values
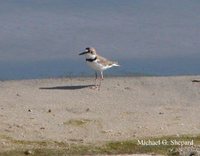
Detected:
left=98, top=71, right=104, bottom=90
left=90, top=72, right=98, bottom=89
left=95, top=71, right=98, bottom=87
left=101, top=71, right=104, bottom=80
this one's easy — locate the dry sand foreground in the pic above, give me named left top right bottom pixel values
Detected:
left=0, top=76, right=200, bottom=152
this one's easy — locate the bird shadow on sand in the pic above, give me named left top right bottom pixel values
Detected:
left=39, top=84, right=95, bottom=90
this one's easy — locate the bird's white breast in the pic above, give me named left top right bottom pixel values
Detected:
left=87, top=60, right=103, bottom=71
left=86, top=60, right=111, bottom=71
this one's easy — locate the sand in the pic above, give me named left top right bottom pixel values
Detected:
left=0, top=76, right=200, bottom=152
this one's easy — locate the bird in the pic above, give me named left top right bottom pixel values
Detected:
left=79, top=47, right=120, bottom=89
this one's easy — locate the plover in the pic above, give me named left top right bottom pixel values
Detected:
left=79, top=47, right=119, bottom=89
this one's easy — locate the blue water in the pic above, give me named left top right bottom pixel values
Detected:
left=0, top=57, right=200, bottom=80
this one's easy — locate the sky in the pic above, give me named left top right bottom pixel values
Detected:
left=0, top=0, right=200, bottom=79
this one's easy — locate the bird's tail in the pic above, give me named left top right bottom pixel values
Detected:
left=112, top=61, right=120, bottom=67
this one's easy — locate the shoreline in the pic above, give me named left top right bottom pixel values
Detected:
left=1, top=74, right=200, bottom=82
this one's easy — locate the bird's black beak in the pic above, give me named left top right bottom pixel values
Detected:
left=79, top=51, right=89, bottom=55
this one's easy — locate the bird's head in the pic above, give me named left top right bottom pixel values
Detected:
left=79, top=47, right=97, bottom=59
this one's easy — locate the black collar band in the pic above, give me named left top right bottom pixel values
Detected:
left=86, top=57, right=97, bottom=62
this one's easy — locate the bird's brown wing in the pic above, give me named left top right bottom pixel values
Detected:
left=96, top=55, right=115, bottom=66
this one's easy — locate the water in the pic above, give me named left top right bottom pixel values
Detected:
left=0, top=57, right=200, bottom=81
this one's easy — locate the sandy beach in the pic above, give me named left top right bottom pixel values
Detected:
left=0, top=76, right=200, bottom=154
